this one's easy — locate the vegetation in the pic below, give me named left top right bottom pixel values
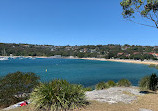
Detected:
left=83, top=87, right=93, bottom=91
left=0, top=43, right=158, bottom=60
left=0, top=72, right=39, bottom=108
left=95, top=82, right=109, bottom=90
left=96, top=79, right=132, bottom=90
left=149, top=64, right=158, bottom=69
left=117, top=79, right=132, bottom=87
left=30, top=79, right=88, bottom=111
left=1, top=71, right=158, bottom=110
left=139, top=75, right=150, bottom=90
left=149, top=74, right=158, bottom=91
left=139, top=74, right=158, bottom=91
left=120, top=0, right=158, bottom=29
left=107, top=80, right=116, bottom=87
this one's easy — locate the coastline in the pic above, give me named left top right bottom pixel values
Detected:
left=1, top=56, right=158, bottom=65
left=0, top=56, right=50, bottom=59
left=81, top=58, right=158, bottom=65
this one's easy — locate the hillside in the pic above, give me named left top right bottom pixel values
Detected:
left=0, top=43, right=158, bottom=60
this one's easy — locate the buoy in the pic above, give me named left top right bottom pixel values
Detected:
left=46, top=69, right=47, bottom=72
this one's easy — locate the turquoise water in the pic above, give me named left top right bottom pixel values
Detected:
left=0, top=58, right=158, bottom=87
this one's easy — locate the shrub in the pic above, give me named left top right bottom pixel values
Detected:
left=149, top=74, right=158, bottom=91
left=149, top=64, right=158, bottom=69
left=0, top=71, right=39, bottom=108
left=139, top=74, right=158, bottom=91
left=149, top=64, right=156, bottom=68
left=30, top=79, right=88, bottom=111
left=95, top=82, right=109, bottom=90
left=107, top=80, right=116, bottom=87
left=117, top=79, right=131, bottom=87
left=83, top=87, right=93, bottom=91
left=139, top=75, right=150, bottom=91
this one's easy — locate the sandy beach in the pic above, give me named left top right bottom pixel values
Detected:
left=81, top=58, right=158, bottom=65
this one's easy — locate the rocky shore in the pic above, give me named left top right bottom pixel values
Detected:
left=85, top=87, right=143, bottom=104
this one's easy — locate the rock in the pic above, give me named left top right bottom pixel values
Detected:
left=139, top=108, right=152, bottom=111
left=85, top=87, right=144, bottom=104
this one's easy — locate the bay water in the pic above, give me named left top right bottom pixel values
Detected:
left=0, top=58, right=158, bottom=87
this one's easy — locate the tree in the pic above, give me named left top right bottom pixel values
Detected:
left=120, top=0, right=158, bottom=28
left=0, top=71, right=40, bottom=108
left=149, top=73, right=158, bottom=91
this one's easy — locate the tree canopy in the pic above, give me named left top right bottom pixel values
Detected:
left=0, top=72, right=40, bottom=108
left=120, top=0, right=158, bottom=28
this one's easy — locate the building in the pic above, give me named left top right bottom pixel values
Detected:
left=117, top=53, right=124, bottom=56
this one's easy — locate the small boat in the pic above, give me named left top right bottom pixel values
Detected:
left=0, top=57, right=9, bottom=61
left=19, top=57, right=24, bottom=60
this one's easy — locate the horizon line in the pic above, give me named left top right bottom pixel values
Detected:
left=0, top=42, right=158, bottom=47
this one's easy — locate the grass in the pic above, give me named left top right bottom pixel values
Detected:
left=7, top=93, right=158, bottom=111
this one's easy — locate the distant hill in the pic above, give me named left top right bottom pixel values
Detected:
left=0, top=43, right=158, bottom=60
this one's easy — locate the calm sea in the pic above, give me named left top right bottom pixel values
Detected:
left=0, top=58, right=158, bottom=87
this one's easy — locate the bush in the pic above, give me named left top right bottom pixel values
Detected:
left=95, top=82, right=109, bottom=90
left=107, top=80, right=116, bottom=87
left=149, top=64, right=158, bottom=69
left=83, top=87, right=93, bottom=91
left=149, top=74, right=158, bottom=91
left=139, top=76, right=150, bottom=91
left=139, top=74, right=158, bottom=91
left=117, top=79, right=131, bottom=87
left=0, top=71, right=39, bottom=108
left=30, top=79, right=88, bottom=111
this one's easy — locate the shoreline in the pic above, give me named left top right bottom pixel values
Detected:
left=0, top=56, right=48, bottom=58
left=1, top=56, right=158, bottom=65
left=81, top=58, right=158, bottom=65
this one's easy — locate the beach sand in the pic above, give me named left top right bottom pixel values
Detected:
left=81, top=58, right=158, bottom=65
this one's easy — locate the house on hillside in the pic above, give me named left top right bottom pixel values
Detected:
left=117, top=53, right=124, bottom=56
left=153, top=53, right=158, bottom=58
left=133, top=52, right=140, bottom=55
left=154, top=46, right=158, bottom=50
left=148, top=52, right=158, bottom=58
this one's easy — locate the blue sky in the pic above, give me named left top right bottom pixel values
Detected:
left=0, top=0, right=157, bottom=46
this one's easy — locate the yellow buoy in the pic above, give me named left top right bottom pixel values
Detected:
left=46, top=69, right=47, bottom=72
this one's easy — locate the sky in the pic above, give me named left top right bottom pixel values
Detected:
left=0, top=0, right=158, bottom=46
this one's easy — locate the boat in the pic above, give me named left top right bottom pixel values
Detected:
left=28, top=57, right=36, bottom=60
left=0, top=57, right=9, bottom=61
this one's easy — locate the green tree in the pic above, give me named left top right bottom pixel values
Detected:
left=120, top=0, right=158, bottom=28
left=149, top=73, right=158, bottom=91
left=0, top=71, right=40, bottom=108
